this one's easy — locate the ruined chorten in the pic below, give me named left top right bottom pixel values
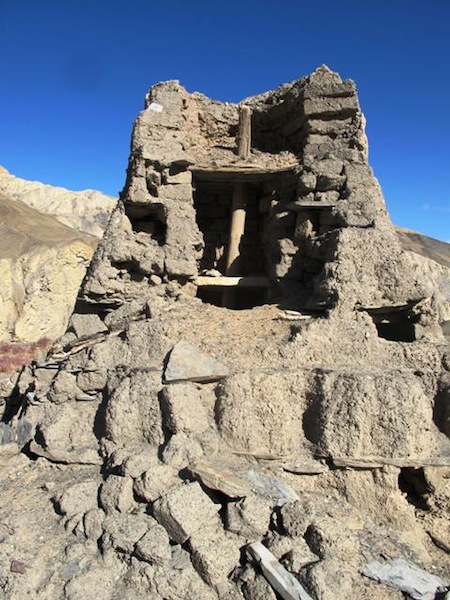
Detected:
left=2, top=66, right=450, bottom=599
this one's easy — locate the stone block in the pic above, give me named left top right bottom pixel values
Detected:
left=298, top=172, right=317, bottom=193
left=99, top=475, right=135, bottom=514
left=190, top=460, right=251, bottom=498
left=216, top=371, right=308, bottom=456
left=314, top=191, right=340, bottom=204
left=304, top=96, right=358, bottom=118
left=83, top=508, right=105, bottom=541
left=77, top=370, right=107, bottom=392
left=35, top=401, right=101, bottom=465
left=153, top=481, right=220, bottom=543
left=162, top=168, right=192, bottom=184
left=104, top=371, right=164, bottom=448
left=164, top=341, right=229, bottom=383
left=226, top=495, right=272, bottom=540
left=71, top=313, right=107, bottom=338
left=57, top=480, right=100, bottom=518
left=189, top=524, right=242, bottom=587
left=140, top=140, right=193, bottom=168
left=133, top=463, right=179, bottom=502
left=161, top=432, right=205, bottom=469
left=120, top=448, right=159, bottom=478
left=316, top=174, right=346, bottom=192
left=280, top=498, right=316, bottom=538
left=306, top=117, right=353, bottom=135
left=308, top=158, right=344, bottom=176
left=104, top=512, right=152, bottom=554
left=305, top=370, right=440, bottom=459
left=304, top=79, right=355, bottom=99
left=164, top=257, right=198, bottom=277
left=134, top=522, right=171, bottom=565
left=160, top=383, right=209, bottom=436
left=158, top=183, right=193, bottom=201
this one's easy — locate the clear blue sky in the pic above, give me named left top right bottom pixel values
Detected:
left=1, top=0, right=449, bottom=241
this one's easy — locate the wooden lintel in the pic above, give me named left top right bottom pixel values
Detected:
left=196, top=276, right=269, bottom=288
left=190, top=164, right=297, bottom=182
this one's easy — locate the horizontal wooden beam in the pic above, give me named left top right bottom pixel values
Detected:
left=196, top=276, right=269, bottom=288
left=191, top=163, right=296, bottom=182
left=288, top=200, right=336, bottom=210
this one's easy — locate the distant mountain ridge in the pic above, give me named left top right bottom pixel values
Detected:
left=397, top=227, right=450, bottom=324
left=0, top=169, right=116, bottom=347
left=0, top=166, right=116, bottom=238
left=397, top=227, right=450, bottom=269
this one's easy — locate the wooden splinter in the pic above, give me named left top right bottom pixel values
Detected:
left=223, top=106, right=252, bottom=307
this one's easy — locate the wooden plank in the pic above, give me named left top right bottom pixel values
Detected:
left=332, top=456, right=450, bottom=469
left=288, top=200, right=336, bottom=210
left=247, top=542, right=314, bottom=600
left=282, top=462, right=327, bottom=475
left=238, top=105, right=252, bottom=159
left=196, top=276, right=269, bottom=288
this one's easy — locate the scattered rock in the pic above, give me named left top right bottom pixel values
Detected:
left=190, top=460, right=250, bottom=498
left=362, top=558, right=449, bottom=600
left=56, top=480, right=99, bottom=518
left=164, top=341, right=229, bottom=383
left=134, top=522, right=171, bottom=565
left=10, top=559, right=26, bottom=574
left=153, top=482, right=220, bottom=544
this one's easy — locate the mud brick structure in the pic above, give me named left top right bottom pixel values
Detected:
left=82, top=65, right=440, bottom=337
left=2, top=67, right=450, bottom=600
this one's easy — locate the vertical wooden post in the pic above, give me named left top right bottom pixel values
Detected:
left=225, top=183, right=246, bottom=276
left=223, top=106, right=252, bottom=308
left=238, top=105, right=252, bottom=159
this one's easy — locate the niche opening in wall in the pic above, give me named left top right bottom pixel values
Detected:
left=364, top=304, right=418, bottom=342
left=125, top=203, right=166, bottom=245
left=192, top=174, right=269, bottom=309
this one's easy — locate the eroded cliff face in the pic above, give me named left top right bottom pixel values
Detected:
left=1, top=67, right=450, bottom=600
left=0, top=166, right=116, bottom=238
left=0, top=196, right=97, bottom=344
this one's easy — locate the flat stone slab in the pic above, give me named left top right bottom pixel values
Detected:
left=164, top=341, right=229, bottom=383
left=71, top=313, right=107, bottom=338
left=362, top=558, right=449, bottom=600
left=190, top=460, right=250, bottom=498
